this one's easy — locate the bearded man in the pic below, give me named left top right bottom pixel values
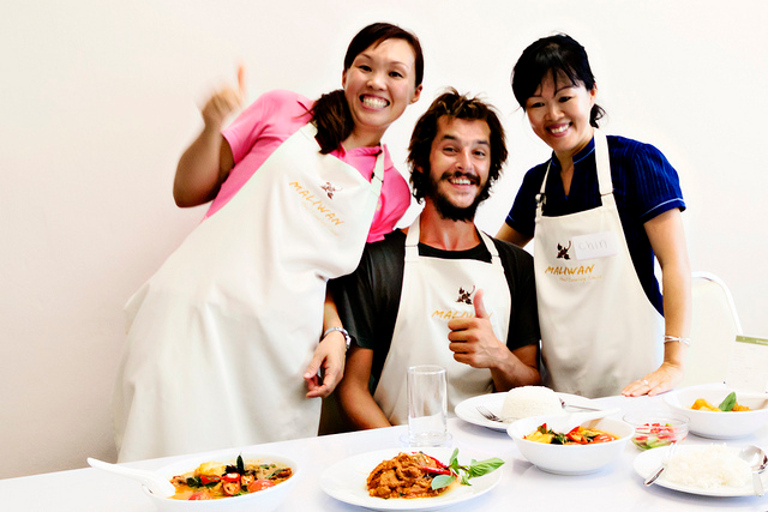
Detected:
left=331, top=90, right=541, bottom=428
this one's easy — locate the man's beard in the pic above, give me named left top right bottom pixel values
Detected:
left=426, top=171, right=489, bottom=222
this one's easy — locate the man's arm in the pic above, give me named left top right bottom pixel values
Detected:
left=447, top=290, right=541, bottom=391
left=336, top=346, right=391, bottom=429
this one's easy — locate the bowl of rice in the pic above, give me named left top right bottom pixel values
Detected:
left=664, top=385, right=768, bottom=439
left=507, top=415, right=634, bottom=475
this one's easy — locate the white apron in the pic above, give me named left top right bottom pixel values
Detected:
left=114, top=123, right=383, bottom=462
left=535, top=130, right=663, bottom=398
left=374, top=217, right=511, bottom=424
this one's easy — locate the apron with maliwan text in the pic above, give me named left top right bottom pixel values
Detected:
left=114, top=123, right=383, bottom=461
left=534, top=130, right=663, bottom=398
left=374, top=217, right=511, bottom=424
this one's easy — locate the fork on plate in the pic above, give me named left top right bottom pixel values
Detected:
left=476, top=405, right=505, bottom=422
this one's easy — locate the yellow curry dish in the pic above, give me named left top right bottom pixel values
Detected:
left=690, top=392, right=751, bottom=412
left=525, top=423, right=619, bottom=445
left=169, top=455, right=292, bottom=501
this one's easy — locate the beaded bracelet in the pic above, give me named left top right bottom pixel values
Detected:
left=664, top=335, right=691, bottom=346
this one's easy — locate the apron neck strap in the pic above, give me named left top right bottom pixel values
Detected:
left=405, top=216, right=499, bottom=262
left=535, top=130, right=613, bottom=218
left=300, top=122, right=385, bottom=196
left=593, top=130, right=613, bottom=197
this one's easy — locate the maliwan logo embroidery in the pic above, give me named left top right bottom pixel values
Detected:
left=456, top=285, right=475, bottom=305
left=321, top=182, right=341, bottom=199
left=556, top=241, right=572, bottom=260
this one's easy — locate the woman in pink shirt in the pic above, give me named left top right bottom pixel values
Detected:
left=114, top=23, right=424, bottom=462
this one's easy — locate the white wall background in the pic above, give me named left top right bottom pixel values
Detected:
left=2, top=0, right=766, bottom=478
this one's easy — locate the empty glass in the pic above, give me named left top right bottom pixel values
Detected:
left=406, top=365, right=451, bottom=447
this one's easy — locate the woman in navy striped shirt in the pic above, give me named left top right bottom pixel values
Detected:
left=497, top=34, right=691, bottom=398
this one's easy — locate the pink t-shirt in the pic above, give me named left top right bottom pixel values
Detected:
left=210, top=89, right=410, bottom=243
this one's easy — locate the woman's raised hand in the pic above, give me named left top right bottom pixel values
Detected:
left=201, top=64, right=246, bottom=130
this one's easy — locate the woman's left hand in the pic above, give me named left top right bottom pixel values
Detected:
left=621, top=362, right=684, bottom=397
left=303, top=332, right=347, bottom=398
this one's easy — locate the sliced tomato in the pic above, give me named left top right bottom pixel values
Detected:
left=188, top=492, right=212, bottom=500
left=247, top=479, right=276, bottom=492
left=591, top=434, right=615, bottom=443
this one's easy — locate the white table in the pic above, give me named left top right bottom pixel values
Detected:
left=2, top=393, right=767, bottom=511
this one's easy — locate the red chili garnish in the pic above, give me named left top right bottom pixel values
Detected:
left=222, top=472, right=240, bottom=483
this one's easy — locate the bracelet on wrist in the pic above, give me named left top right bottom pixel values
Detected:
left=322, top=326, right=351, bottom=352
left=664, top=335, right=691, bottom=346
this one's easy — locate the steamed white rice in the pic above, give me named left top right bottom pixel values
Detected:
left=664, top=444, right=751, bottom=489
left=501, top=386, right=563, bottom=420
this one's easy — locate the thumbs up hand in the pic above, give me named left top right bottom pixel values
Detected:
left=447, top=289, right=506, bottom=369
left=201, top=64, right=247, bottom=131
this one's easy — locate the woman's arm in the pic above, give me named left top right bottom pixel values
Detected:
left=173, top=67, right=244, bottom=207
left=622, top=209, right=691, bottom=396
left=304, top=289, right=348, bottom=398
left=336, top=346, right=391, bottom=429
left=496, top=224, right=532, bottom=248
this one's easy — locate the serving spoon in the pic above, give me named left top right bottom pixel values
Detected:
left=739, top=445, right=768, bottom=496
left=545, top=407, right=622, bottom=433
left=87, top=457, right=176, bottom=497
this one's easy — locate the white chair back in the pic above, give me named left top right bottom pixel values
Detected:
left=679, top=271, right=742, bottom=387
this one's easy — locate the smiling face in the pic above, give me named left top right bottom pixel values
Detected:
left=422, top=116, right=492, bottom=221
left=525, top=71, right=597, bottom=162
left=341, top=38, right=422, bottom=148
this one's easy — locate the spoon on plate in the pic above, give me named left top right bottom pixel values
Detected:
left=87, top=457, right=176, bottom=497
left=558, top=398, right=602, bottom=412
left=739, top=445, right=768, bottom=496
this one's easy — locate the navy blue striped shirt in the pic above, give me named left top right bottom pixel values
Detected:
left=505, top=135, right=685, bottom=314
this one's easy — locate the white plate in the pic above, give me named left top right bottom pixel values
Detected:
left=454, top=392, right=599, bottom=431
left=320, top=447, right=503, bottom=511
left=633, top=445, right=767, bottom=497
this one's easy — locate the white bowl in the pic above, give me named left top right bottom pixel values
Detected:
left=663, top=385, right=768, bottom=439
left=143, top=449, right=298, bottom=511
left=506, top=415, right=633, bottom=475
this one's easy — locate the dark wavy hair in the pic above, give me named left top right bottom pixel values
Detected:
left=310, top=22, right=424, bottom=154
left=408, top=89, right=507, bottom=203
left=511, top=33, right=605, bottom=127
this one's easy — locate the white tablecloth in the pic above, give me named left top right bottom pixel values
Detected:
left=2, top=393, right=767, bottom=511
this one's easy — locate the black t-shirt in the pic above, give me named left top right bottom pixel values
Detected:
left=329, top=229, right=540, bottom=391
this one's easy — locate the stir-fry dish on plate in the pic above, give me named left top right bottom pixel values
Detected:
left=366, top=449, right=503, bottom=500
left=168, top=455, right=292, bottom=500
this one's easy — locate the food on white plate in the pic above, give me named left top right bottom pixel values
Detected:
left=691, top=392, right=751, bottom=412
left=525, top=423, right=619, bottom=445
left=664, top=445, right=751, bottom=489
left=366, top=449, right=503, bottom=499
left=168, top=455, right=292, bottom=500
left=501, top=385, right=563, bottom=421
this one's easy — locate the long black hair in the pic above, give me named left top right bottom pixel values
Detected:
left=310, top=22, right=424, bottom=154
left=511, top=34, right=605, bottom=127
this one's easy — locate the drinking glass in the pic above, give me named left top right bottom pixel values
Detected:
left=406, top=365, right=451, bottom=447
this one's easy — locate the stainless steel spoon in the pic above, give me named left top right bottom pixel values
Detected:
left=739, top=445, right=768, bottom=496
left=87, top=457, right=176, bottom=497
